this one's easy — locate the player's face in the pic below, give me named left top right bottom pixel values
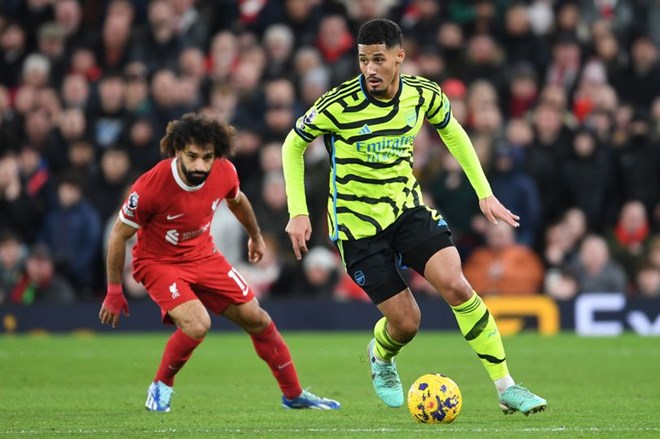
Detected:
left=358, top=43, right=405, bottom=99
left=177, top=144, right=215, bottom=186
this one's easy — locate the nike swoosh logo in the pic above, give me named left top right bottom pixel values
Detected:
left=277, top=361, right=292, bottom=370
left=166, top=214, right=184, bottom=220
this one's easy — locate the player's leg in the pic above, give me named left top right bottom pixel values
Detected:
left=395, top=208, right=546, bottom=415
left=222, top=298, right=340, bottom=409
left=138, top=263, right=208, bottom=412
left=421, top=246, right=546, bottom=415
left=337, top=234, right=414, bottom=408
left=368, top=289, right=420, bottom=407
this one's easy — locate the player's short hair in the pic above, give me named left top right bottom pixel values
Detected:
left=357, top=19, right=402, bottom=48
left=160, top=113, right=236, bottom=158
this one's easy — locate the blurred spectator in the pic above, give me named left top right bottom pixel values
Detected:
left=616, top=34, right=660, bottom=111
left=543, top=208, right=587, bottom=273
left=61, top=73, right=91, bottom=109
left=463, top=34, right=506, bottom=90
left=299, top=67, right=330, bottom=108
left=37, top=172, right=101, bottom=297
left=172, top=0, right=210, bottom=49
left=49, top=107, right=87, bottom=173
left=316, top=14, right=355, bottom=84
left=607, top=200, right=651, bottom=284
left=614, top=111, right=660, bottom=216
left=560, top=126, right=614, bottom=231
left=123, top=62, right=151, bottom=115
left=400, top=0, right=445, bottom=49
left=437, top=21, right=467, bottom=78
left=99, top=2, right=135, bottom=68
left=635, top=264, right=660, bottom=299
left=135, top=0, right=183, bottom=74
left=489, top=144, right=542, bottom=246
left=463, top=222, right=544, bottom=296
left=149, top=69, right=183, bottom=135
left=36, top=22, right=67, bottom=86
left=526, top=102, right=571, bottom=227
left=262, top=24, right=295, bottom=80
left=69, top=47, right=102, bottom=83
left=21, top=53, right=51, bottom=89
left=648, top=235, right=660, bottom=270
left=545, top=33, right=582, bottom=97
left=0, top=229, right=27, bottom=304
left=0, top=85, right=20, bottom=154
left=281, top=0, right=322, bottom=49
left=505, top=63, right=539, bottom=119
left=66, top=139, right=96, bottom=180
left=0, top=21, right=28, bottom=87
left=91, top=74, right=127, bottom=149
left=0, top=152, right=48, bottom=243
left=9, top=243, right=76, bottom=304
left=123, top=118, right=160, bottom=173
left=441, top=78, right=468, bottom=125
left=544, top=267, right=579, bottom=301
left=89, top=147, right=132, bottom=223
left=570, top=234, right=627, bottom=293
left=54, top=0, right=83, bottom=46
left=209, top=30, right=238, bottom=83
left=252, top=171, right=291, bottom=262
left=501, top=3, right=548, bottom=75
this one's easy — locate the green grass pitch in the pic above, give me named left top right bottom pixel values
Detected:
left=1, top=331, right=659, bottom=438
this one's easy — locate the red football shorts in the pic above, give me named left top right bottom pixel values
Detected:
left=133, top=252, right=255, bottom=324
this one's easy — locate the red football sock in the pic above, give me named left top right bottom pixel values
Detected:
left=250, top=322, right=302, bottom=400
left=154, top=328, right=203, bottom=386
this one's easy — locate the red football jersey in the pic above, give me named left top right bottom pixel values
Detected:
left=119, top=157, right=239, bottom=265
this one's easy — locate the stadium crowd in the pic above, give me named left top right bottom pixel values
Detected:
left=1, top=0, right=660, bottom=305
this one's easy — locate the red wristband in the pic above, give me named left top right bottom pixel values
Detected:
left=107, top=283, right=123, bottom=296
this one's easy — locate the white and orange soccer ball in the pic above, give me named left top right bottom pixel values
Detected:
left=407, top=373, right=462, bottom=424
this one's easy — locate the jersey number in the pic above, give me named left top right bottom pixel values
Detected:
left=228, top=268, right=249, bottom=296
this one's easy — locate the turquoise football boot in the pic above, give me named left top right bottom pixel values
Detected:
left=367, top=338, right=404, bottom=408
left=499, top=384, right=547, bottom=415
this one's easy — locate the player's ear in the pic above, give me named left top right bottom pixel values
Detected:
left=397, top=48, right=405, bottom=64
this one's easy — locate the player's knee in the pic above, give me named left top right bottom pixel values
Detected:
left=249, top=308, right=272, bottom=334
left=442, top=276, right=473, bottom=306
left=181, top=315, right=211, bottom=340
left=390, top=312, right=420, bottom=342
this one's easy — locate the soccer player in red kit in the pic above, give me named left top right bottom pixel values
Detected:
left=98, top=113, right=340, bottom=412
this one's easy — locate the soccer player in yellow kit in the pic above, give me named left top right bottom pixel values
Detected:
left=282, top=19, right=546, bottom=415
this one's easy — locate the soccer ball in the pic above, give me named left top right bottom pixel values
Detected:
left=407, top=373, right=462, bottom=424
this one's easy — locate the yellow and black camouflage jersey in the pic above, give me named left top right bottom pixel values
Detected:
left=283, top=73, right=490, bottom=241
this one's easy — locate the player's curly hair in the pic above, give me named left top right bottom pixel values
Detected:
left=160, top=113, right=236, bottom=158
left=357, top=18, right=402, bottom=48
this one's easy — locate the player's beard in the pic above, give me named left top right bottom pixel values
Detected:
left=180, top=162, right=209, bottom=186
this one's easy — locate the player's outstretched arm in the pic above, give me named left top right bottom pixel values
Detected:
left=226, top=191, right=265, bottom=263
left=99, top=218, right=135, bottom=328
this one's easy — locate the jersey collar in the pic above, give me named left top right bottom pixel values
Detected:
left=171, top=158, right=206, bottom=191
left=359, top=74, right=402, bottom=107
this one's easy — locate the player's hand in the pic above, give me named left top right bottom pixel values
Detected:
left=479, top=195, right=520, bottom=228
left=99, top=284, right=129, bottom=328
left=247, top=233, right=265, bottom=263
left=285, top=215, right=312, bottom=261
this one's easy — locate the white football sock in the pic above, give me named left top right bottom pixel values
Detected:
left=495, top=375, right=516, bottom=395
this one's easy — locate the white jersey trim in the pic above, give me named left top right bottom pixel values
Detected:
left=171, top=158, right=205, bottom=192
left=119, top=210, right=140, bottom=229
